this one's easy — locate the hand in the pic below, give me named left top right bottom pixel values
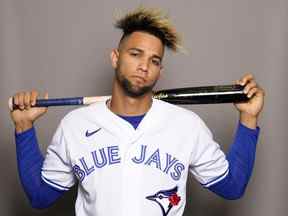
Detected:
left=9, top=90, right=48, bottom=133
left=234, top=73, right=265, bottom=128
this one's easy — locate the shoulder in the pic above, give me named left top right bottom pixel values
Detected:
left=154, top=99, right=205, bottom=126
left=60, top=101, right=104, bottom=125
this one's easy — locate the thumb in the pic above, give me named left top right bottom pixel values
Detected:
left=44, top=92, right=49, bottom=99
left=40, top=92, right=49, bottom=113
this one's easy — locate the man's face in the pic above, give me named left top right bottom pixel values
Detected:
left=111, top=31, right=164, bottom=97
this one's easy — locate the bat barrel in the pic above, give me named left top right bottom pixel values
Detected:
left=153, top=85, right=248, bottom=104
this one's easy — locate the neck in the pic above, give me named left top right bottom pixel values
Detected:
left=109, top=78, right=153, bottom=116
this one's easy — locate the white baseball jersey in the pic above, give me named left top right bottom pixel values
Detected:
left=41, top=99, right=228, bottom=216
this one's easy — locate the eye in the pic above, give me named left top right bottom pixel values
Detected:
left=159, top=195, right=163, bottom=199
left=152, top=59, right=161, bottom=66
left=130, top=52, right=139, bottom=57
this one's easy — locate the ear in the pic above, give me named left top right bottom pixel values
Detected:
left=110, top=49, right=119, bottom=69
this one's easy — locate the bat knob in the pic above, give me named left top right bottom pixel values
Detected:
left=8, top=97, right=14, bottom=111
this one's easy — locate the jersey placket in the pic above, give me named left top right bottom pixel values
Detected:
left=121, top=133, right=145, bottom=216
left=98, top=100, right=159, bottom=215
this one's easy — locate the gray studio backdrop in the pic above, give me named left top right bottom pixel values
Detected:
left=0, top=0, right=287, bottom=216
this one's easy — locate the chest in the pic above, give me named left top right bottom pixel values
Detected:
left=66, top=126, right=196, bottom=184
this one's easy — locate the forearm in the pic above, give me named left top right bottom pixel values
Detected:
left=208, top=122, right=260, bottom=199
left=15, top=127, right=64, bottom=208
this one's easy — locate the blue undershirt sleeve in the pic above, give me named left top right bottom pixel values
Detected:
left=207, top=122, right=260, bottom=200
left=15, top=127, right=65, bottom=209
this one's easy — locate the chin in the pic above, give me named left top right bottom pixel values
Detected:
left=126, top=87, right=152, bottom=98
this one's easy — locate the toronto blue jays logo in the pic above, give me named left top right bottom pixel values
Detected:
left=146, top=186, right=181, bottom=216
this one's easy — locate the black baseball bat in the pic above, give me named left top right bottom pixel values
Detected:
left=8, top=84, right=248, bottom=110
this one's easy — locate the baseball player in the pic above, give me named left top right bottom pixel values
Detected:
left=10, top=7, right=265, bottom=216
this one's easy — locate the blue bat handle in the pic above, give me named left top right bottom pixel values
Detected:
left=12, top=97, right=84, bottom=109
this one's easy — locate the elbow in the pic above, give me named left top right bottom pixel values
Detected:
left=220, top=185, right=247, bottom=200
left=209, top=178, right=248, bottom=200
left=24, top=181, right=65, bottom=209
left=222, top=192, right=244, bottom=200
left=31, top=202, right=50, bottom=210
left=30, top=198, right=54, bottom=209
left=28, top=192, right=57, bottom=209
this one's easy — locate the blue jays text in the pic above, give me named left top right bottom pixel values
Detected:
left=72, top=145, right=185, bottom=182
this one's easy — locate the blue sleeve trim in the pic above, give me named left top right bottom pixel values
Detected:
left=201, top=168, right=229, bottom=187
left=15, top=126, right=65, bottom=209
left=207, top=122, right=260, bottom=200
left=41, top=175, right=70, bottom=191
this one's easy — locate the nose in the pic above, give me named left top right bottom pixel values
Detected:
left=138, top=58, right=149, bottom=72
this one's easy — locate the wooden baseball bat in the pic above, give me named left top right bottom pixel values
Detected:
left=8, top=84, right=248, bottom=111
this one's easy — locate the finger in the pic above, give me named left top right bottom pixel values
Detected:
left=30, top=90, right=39, bottom=106
left=235, top=79, right=241, bottom=85
left=240, top=73, right=254, bottom=86
left=255, top=87, right=265, bottom=97
left=244, top=80, right=257, bottom=94
left=17, top=92, right=25, bottom=110
left=247, top=87, right=258, bottom=98
left=13, top=94, right=19, bottom=107
left=24, top=91, right=31, bottom=109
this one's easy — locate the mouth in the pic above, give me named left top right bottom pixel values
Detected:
left=131, top=75, right=146, bottom=83
left=131, top=75, right=146, bottom=81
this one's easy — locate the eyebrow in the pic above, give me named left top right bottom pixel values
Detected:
left=127, top=47, right=162, bottom=61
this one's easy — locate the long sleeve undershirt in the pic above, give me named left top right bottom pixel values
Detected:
left=15, top=115, right=259, bottom=208
left=207, top=123, right=259, bottom=199
left=15, top=128, right=65, bottom=209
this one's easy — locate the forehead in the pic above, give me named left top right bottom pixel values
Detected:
left=119, top=31, right=165, bottom=57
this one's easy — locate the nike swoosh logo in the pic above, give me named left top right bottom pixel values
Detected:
left=85, top=128, right=101, bottom=137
